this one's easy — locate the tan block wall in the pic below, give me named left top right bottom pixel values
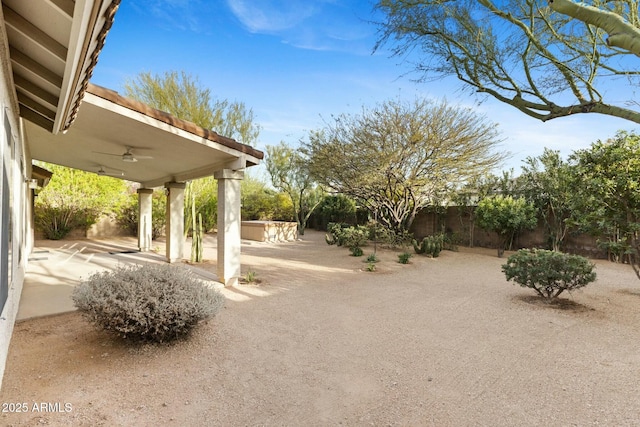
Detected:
left=241, top=221, right=297, bottom=242
left=410, top=207, right=605, bottom=258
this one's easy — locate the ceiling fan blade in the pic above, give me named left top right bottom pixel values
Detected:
left=96, top=166, right=124, bottom=177
left=93, top=151, right=122, bottom=157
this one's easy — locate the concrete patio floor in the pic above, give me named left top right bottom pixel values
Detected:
left=18, top=236, right=222, bottom=320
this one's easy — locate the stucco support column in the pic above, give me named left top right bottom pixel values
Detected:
left=214, top=169, right=244, bottom=286
left=165, top=182, right=186, bottom=263
left=137, top=188, right=153, bottom=252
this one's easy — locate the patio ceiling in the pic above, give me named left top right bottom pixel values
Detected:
left=27, top=84, right=263, bottom=188
left=2, top=0, right=119, bottom=134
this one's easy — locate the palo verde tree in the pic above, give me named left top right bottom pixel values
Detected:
left=265, top=142, right=323, bottom=235
left=124, top=71, right=260, bottom=145
left=568, top=130, right=640, bottom=278
left=375, top=1, right=640, bottom=123
left=518, top=149, right=574, bottom=251
left=304, top=98, right=505, bottom=234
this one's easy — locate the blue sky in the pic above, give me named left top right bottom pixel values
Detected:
left=91, top=0, right=638, bottom=176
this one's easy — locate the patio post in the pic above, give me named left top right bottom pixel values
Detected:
left=137, top=188, right=153, bottom=251
left=165, top=182, right=186, bottom=263
left=214, top=169, right=244, bottom=286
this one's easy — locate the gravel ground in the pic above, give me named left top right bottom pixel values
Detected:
left=1, top=231, right=639, bottom=426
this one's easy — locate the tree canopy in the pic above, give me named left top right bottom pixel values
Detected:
left=518, top=149, right=574, bottom=251
left=304, top=98, right=505, bottom=233
left=265, top=142, right=323, bottom=235
left=375, top=0, right=640, bottom=123
left=124, top=70, right=260, bottom=145
left=568, top=130, right=640, bottom=277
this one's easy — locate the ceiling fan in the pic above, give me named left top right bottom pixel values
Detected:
left=94, top=146, right=153, bottom=163
left=96, top=165, right=124, bottom=177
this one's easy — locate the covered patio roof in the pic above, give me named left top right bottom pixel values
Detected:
left=27, top=83, right=263, bottom=187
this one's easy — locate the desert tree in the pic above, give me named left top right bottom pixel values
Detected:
left=518, top=149, right=574, bottom=251
left=568, top=131, right=640, bottom=278
left=124, top=70, right=260, bottom=145
left=304, top=98, right=505, bottom=234
left=265, top=142, right=323, bottom=235
left=475, top=195, right=538, bottom=257
left=374, top=0, right=640, bottom=123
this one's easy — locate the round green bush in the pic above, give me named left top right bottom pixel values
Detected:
left=502, top=249, right=596, bottom=299
left=72, top=263, right=225, bottom=342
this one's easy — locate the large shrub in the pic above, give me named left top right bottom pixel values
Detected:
left=368, top=222, right=414, bottom=249
left=502, top=249, right=596, bottom=299
left=316, top=194, right=357, bottom=227
left=35, top=163, right=128, bottom=239
left=413, top=233, right=445, bottom=257
left=325, top=223, right=369, bottom=249
left=72, top=264, right=224, bottom=342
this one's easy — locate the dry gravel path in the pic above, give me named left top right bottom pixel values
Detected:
left=1, top=231, right=639, bottom=426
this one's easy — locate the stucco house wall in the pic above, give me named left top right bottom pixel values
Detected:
left=0, top=30, right=32, bottom=390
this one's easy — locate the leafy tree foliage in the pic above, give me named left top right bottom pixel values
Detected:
left=518, top=149, right=574, bottom=251
left=476, top=195, right=537, bottom=257
left=265, top=142, right=323, bottom=235
left=317, top=194, right=357, bottom=228
left=241, top=174, right=294, bottom=221
left=375, top=1, right=640, bottom=123
left=35, top=163, right=128, bottom=239
left=568, top=131, right=640, bottom=278
left=305, top=98, right=505, bottom=234
left=124, top=70, right=260, bottom=145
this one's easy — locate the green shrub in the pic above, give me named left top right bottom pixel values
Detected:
left=350, top=246, right=364, bottom=257
left=35, top=206, right=96, bottom=240
left=366, top=253, right=379, bottom=263
left=72, top=264, right=224, bottom=342
left=398, top=252, right=413, bottom=264
left=369, top=223, right=414, bottom=249
left=342, top=226, right=369, bottom=249
left=244, top=270, right=257, bottom=283
left=34, top=163, right=128, bottom=240
left=326, top=223, right=369, bottom=249
left=366, top=262, right=376, bottom=272
left=326, top=222, right=349, bottom=246
left=502, top=249, right=597, bottom=299
left=413, top=234, right=444, bottom=257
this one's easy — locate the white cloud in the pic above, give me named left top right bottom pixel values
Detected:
left=225, top=0, right=375, bottom=53
left=226, top=0, right=319, bottom=33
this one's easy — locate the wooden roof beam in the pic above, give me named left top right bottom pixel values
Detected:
left=3, top=5, right=68, bottom=62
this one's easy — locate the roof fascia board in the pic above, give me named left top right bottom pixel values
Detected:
left=53, top=0, right=108, bottom=134
left=0, top=6, right=19, bottom=119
